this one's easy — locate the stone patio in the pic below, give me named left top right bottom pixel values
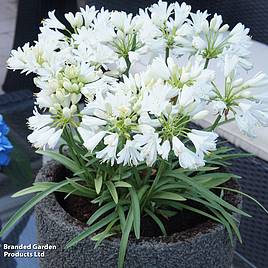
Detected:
left=0, top=0, right=17, bottom=94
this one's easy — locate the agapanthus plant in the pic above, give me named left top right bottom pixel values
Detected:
left=1, top=1, right=268, bottom=267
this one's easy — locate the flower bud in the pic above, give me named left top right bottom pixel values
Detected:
left=192, top=110, right=209, bottom=120
left=124, top=118, right=132, bottom=126
left=62, top=107, right=72, bottom=119
left=63, top=80, right=72, bottom=90
left=240, top=90, right=251, bottom=98
left=232, top=78, right=244, bottom=88
left=49, top=107, right=57, bottom=114
left=219, top=24, right=229, bottom=32
left=65, top=12, right=83, bottom=28
left=71, top=93, right=81, bottom=104
left=70, top=104, right=77, bottom=114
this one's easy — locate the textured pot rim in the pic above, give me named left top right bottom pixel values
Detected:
left=35, top=161, right=242, bottom=248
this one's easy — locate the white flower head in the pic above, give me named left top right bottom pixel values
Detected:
left=134, top=125, right=162, bottom=166
left=28, top=126, right=62, bottom=150
left=80, top=5, right=97, bottom=27
left=158, top=140, right=171, bottom=160
left=117, top=140, right=143, bottom=166
left=80, top=130, right=107, bottom=152
left=188, top=130, right=218, bottom=157
left=235, top=101, right=268, bottom=138
left=211, top=100, right=227, bottom=115
left=149, top=0, right=174, bottom=27
left=172, top=136, right=204, bottom=169
left=43, top=10, right=65, bottom=30
left=65, top=12, right=83, bottom=28
left=96, top=133, right=119, bottom=165
left=224, top=54, right=239, bottom=77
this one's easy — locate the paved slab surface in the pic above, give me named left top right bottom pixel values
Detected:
left=0, top=0, right=17, bottom=94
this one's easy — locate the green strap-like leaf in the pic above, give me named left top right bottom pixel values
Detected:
left=91, top=219, right=117, bottom=249
left=129, top=188, right=140, bottom=239
left=67, top=178, right=96, bottom=198
left=37, top=150, right=79, bottom=173
left=195, top=173, right=237, bottom=188
left=0, top=179, right=72, bottom=237
left=169, top=201, right=221, bottom=224
left=214, top=187, right=268, bottom=214
left=115, top=181, right=132, bottom=188
left=153, top=191, right=186, bottom=201
left=87, top=202, right=116, bottom=225
left=106, top=181, right=118, bottom=204
left=94, top=175, right=103, bottom=194
left=145, top=209, right=167, bottom=236
left=118, top=209, right=133, bottom=268
left=66, top=212, right=117, bottom=249
left=167, top=172, right=250, bottom=217
left=117, top=205, right=126, bottom=231
left=12, top=180, right=91, bottom=198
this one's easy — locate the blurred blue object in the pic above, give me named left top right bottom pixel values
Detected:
left=0, top=115, right=13, bottom=167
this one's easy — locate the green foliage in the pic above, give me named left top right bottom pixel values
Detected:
left=1, top=129, right=267, bottom=268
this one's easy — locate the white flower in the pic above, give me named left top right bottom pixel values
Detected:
left=148, top=57, right=170, bottom=80
left=229, top=23, right=251, bottom=46
left=27, top=126, right=62, bottom=149
left=173, top=2, right=191, bottom=28
left=80, top=5, right=97, bottom=28
left=192, top=110, right=209, bottom=120
left=96, top=133, right=119, bottom=165
left=93, top=9, right=116, bottom=43
left=43, top=10, right=65, bottom=30
left=81, top=76, right=117, bottom=101
left=209, top=14, right=223, bottom=32
left=192, top=36, right=206, bottom=50
left=82, top=116, right=107, bottom=127
left=190, top=10, right=209, bottom=34
left=105, top=89, right=132, bottom=118
left=149, top=0, right=174, bottom=26
left=242, top=72, right=268, bottom=88
left=211, top=100, right=227, bottom=115
left=117, top=140, right=143, bottom=166
left=110, top=11, right=136, bottom=33
left=138, top=112, right=161, bottom=128
left=224, top=54, right=239, bottom=77
left=140, top=83, right=175, bottom=116
left=47, top=129, right=63, bottom=149
left=79, top=130, right=107, bottom=152
left=158, top=140, right=171, bottom=160
left=188, top=130, right=218, bottom=157
left=65, top=12, right=83, bottom=28
left=172, top=136, right=204, bottom=169
left=28, top=108, right=53, bottom=130
left=134, top=125, right=161, bottom=166
left=235, top=101, right=268, bottom=138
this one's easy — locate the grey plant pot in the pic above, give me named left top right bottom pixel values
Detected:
left=35, top=161, right=242, bottom=268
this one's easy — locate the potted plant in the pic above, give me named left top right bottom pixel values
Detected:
left=1, top=1, right=267, bottom=267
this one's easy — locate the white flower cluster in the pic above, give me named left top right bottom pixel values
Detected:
left=7, top=1, right=268, bottom=167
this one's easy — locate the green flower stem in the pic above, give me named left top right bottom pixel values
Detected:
left=204, top=58, right=210, bottom=69
left=123, top=56, right=131, bottom=77
left=63, top=127, right=91, bottom=182
left=218, top=117, right=235, bottom=127
left=165, top=47, right=170, bottom=64
left=141, top=161, right=166, bottom=210
left=62, top=128, right=78, bottom=162
left=208, top=114, right=222, bottom=131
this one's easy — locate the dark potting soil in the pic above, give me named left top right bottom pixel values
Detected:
left=56, top=178, right=240, bottom=239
